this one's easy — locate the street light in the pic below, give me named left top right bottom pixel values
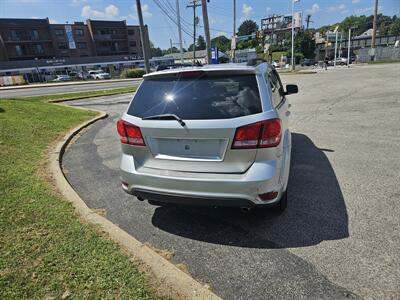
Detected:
left=291, top=0, right=300, bottom=71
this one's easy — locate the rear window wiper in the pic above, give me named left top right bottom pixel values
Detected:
left=142, top=114, right=186, bottom=127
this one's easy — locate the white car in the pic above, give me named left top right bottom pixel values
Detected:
left=89, top=70, right=111, bottom=80
left=118, top=62, right=298, bottom=213
left=53, top=75, right=71, bottom=82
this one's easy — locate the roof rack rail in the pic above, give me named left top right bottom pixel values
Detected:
left=246, top=58, right=267, bottom=66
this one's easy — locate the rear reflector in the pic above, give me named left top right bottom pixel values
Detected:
left=117, top=119, right=145, bottom=146
left=232, top=118, right=281, bottom=149
left=259, top=191, right=279, bottom=201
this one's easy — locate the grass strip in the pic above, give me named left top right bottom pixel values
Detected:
left=0, top=89, right=165, bottom=299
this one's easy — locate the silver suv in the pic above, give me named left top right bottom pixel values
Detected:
left=117, top=63, right=298, bottom=212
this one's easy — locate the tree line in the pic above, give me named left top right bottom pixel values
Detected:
left=150, top=14, right=400, bottom=59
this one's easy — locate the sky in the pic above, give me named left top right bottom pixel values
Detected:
left=1, top=0, right=399, bottom=49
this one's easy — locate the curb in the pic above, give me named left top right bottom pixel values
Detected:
left=47, top=103, right=221, bottom=300
left=48, top=90, right=135, bottom=103
left=0, top=78, right=141, bottom=90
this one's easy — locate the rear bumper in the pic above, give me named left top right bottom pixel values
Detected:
left=120, top=154, right=284, bottom=207
left=132, top=189, right=265, bottom=207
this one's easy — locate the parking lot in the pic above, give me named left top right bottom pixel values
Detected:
left=63, top=64, right=400, bottom=299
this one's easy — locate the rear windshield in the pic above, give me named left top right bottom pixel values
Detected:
left=127, top=74, right=262, bottom=120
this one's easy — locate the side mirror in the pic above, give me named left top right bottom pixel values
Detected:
left=285, top=84, right=298, bottom=95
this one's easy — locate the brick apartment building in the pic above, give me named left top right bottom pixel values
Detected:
left=0, top=18, right=146, bottom=61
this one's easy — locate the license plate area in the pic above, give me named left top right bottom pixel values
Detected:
left=147, top=137, right=228, bottom=161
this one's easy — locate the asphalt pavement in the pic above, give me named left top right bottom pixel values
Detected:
left=62, top=64, right=400, bottom=299
left=0, top=79, right=140, bottom=98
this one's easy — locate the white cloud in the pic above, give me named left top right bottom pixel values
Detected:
left=141, top=4, right=152, bottom=18
left=327, top=4, right=347, bottom=12
left=352, top=0, right=361, bottom=3
left=242, top=3, right=253, bottom=18
left=354, top=5, right=383, bottom=14
left=130, top=3, right=152, bottom=20
left=70, top=0, right=87, bottom=7
left=81, top=4, right=120, bottom=19
left=49, top=18, right=58, bottom=24
left=105, top=4, right=119, bottom=17
left=306, top=3, right=320, bottom=14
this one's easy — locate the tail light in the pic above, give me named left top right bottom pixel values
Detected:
left=232, top=119, right=281, bottom=149
left=117, top=119, right=145, bottom=146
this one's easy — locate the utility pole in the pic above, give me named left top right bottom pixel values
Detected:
left=175, top=0, right=184, bottom=64
left=170, top=38, right=173, bottom=54
left=334, top=29, right=338, bottom=67
left=201, top=0, right=212, bottom=64
left=372, top=0, right=378, bottom=49
left=232, top=0, right=236, bottom=62
left=290, top=0, right=296, bottom=71
left=136, top=0, right=150, bottom=73
left=187, top=0, right=201, bottom=65
left=371, top=0, right=378, bottom=61
left=305, top=14, right=311, bottom=30
left=347, top=28, right=351, bottom=67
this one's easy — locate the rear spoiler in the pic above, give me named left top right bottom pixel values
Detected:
left=143, top=68, right=257, bottom=80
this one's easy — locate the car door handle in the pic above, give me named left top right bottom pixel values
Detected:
left=286, top=111, right=291, bottom=116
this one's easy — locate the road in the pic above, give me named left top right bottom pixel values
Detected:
left=0, top=80, right=140, bottom=98
left=63, top=64, right=400, bottom=299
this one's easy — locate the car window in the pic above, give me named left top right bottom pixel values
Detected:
left=127, top=74, right=262, bottom=120
left=268, top=69, right=284, bottom=108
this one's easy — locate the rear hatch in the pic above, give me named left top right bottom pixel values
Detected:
left=123, top=69, right=263, bottom=174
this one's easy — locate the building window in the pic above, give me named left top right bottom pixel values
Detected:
left=128, top=30, right=135, bottom=35
left=15, top=45, right=26, bottom=56
left=10, top=30, right=19, bottom=41
left=55, top=29, right=64, bottom=36
left=77, top=42, right=87, bottom=49
left=129, top=41, right=137, bottom=47
left=31, top=30, right=39, bottom=40
left=58, top=42, right=68, bottom=49
left=74, top=29, right=84, bottom=36
left=34, top=44, right=44, bottom=54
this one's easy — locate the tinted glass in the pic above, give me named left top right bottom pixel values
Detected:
left=128, top=74, right=262, bottom=120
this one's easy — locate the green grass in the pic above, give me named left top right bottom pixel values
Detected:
left=11, top=86, right=138, bottom=102
left=0, top=90, right=165, bottom=299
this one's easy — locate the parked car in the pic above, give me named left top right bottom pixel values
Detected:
left=272, top=60, right=281, bottom=69
left=117, top=63, right=298, bottom=213
left=301, top=58, right=316, bottom=66
left=328, top=57, right=348, bottom=66
left=89, top=70, right=111, bottom=79
left=53, top=75, right=71, bottom=82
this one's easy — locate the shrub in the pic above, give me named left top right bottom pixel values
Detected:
left=120, top=68, right=146, bottom=78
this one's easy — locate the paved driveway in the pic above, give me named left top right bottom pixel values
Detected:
left=63, top=64, right=400, bottom=299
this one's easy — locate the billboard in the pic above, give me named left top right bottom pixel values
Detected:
left=65, top=25, right=76, bottom=49
left=261, top=12, right=302, bottom=33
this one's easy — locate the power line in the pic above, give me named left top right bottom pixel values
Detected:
left=153, top=0, right=194, bottom=39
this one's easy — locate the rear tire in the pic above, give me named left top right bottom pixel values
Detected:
left=271, top=190, right=287, bottom=214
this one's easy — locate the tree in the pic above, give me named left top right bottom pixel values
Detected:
left=294, top=31, right=315, bottom=59
left=389, top=16, right=400, bottom=35
left=237, top=20, right=258, bottom=36
left=196, top=35, right=206, bottom=50
left=148, top=41, right=162, bottom=57
left=162, top=46, right=180, bottom=56
left=211, top=35, right=230, bottom=52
